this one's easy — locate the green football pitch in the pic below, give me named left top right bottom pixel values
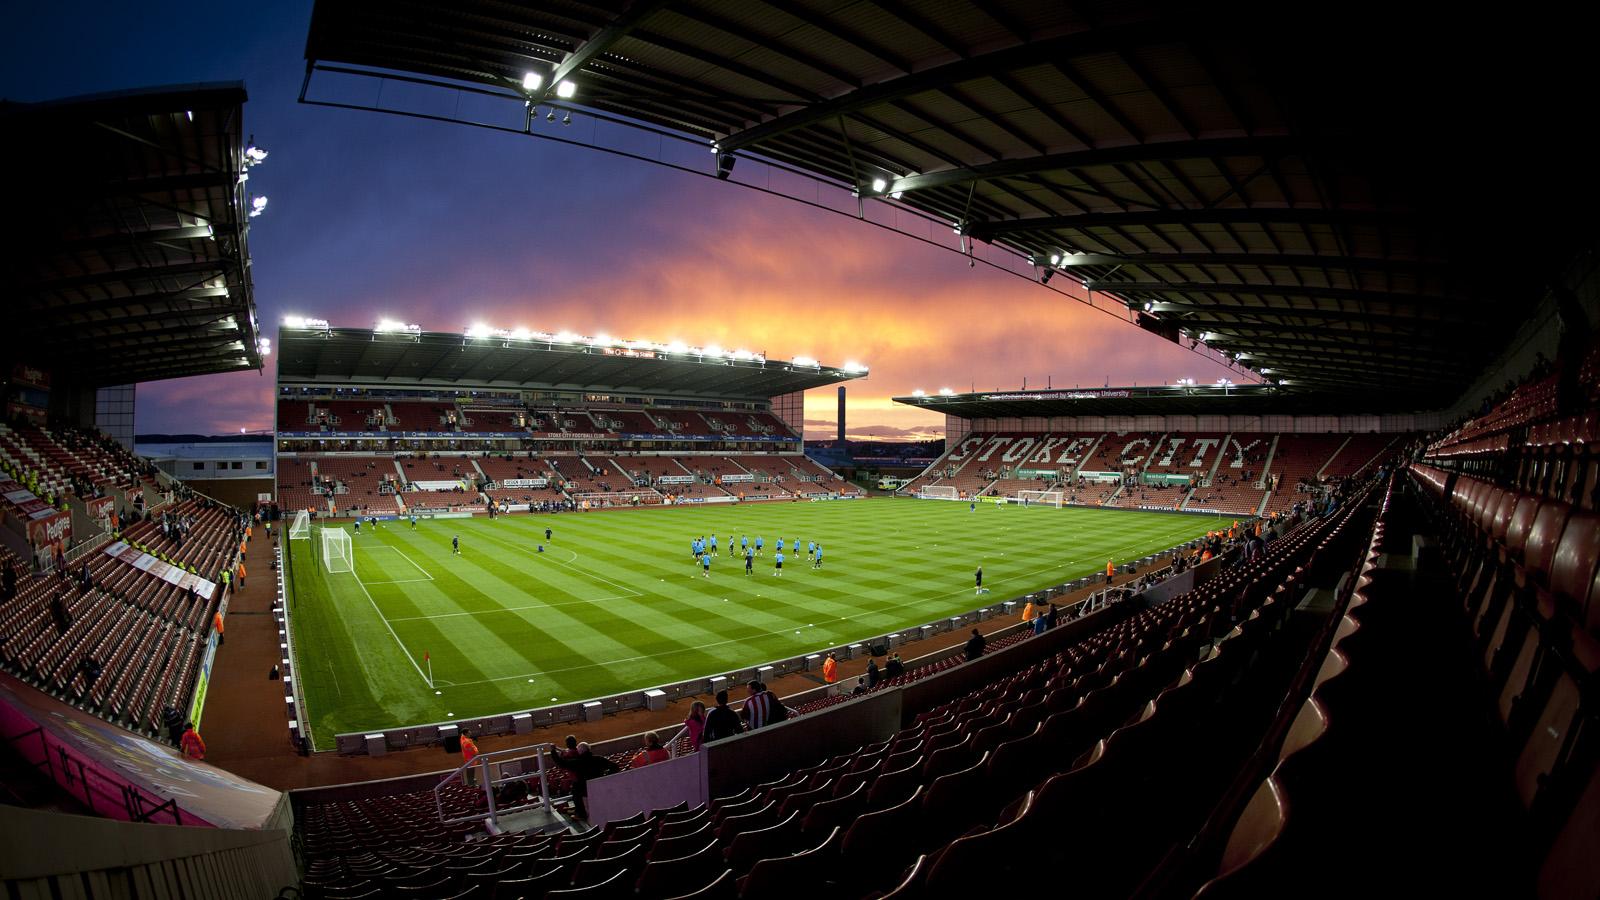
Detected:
left=284, top=499, right=1225, bottom=748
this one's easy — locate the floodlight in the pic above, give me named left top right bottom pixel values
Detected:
left=592, top=333, right=613, bottom=345
left=938, top=388, right=955, bottom=396
left=703, top=344, right=725, bottom=358
left=1143, top=302, right=1153, bottom=311
left=842, top=361, right=867, bottom=374
left=792, top=355, right=819, bottom=368
left=562, top=112, right=571, bottom=125
left=510, top=327, right=532, bottom=340
left=1216, top=378, right=1233, bottom=386
left=1049, top=254, right=1061, bottom=266
left=186, top=110, right=193, bottom=121
left=249, top=196, right=268, bottom=217
left=553, top=331, right=579, bottom=344
left=890, top=191, right=903, bottom=199
left=376, top=318, right=406, bottom=333
left=522, top=71, right=543, bottom=91
left=912, top=389, right=926, bottom=397
left=667, top=341, right=689, bottom=354
left=465, top=323, right=493, bottom=339
left=732, top=349, right=756, bottom=361
left=555, top=80, right=575, bottom=98
left=870, top=178, right=887, bottom=193
left=283, top=315, right=306, bottom=329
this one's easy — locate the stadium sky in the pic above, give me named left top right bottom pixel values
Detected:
left=3, top=2, right=1235, bottom=442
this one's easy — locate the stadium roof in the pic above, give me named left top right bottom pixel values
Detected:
left=276, top=326, right=863, bottom=399
left=0, top=83, right=264, bottom=386
left=301, top=1, right=1595, bottom=410
left=895, top=383, right=1421, bottom=418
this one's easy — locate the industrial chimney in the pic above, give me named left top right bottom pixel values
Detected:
left=837, top=386, right=846, bottom=446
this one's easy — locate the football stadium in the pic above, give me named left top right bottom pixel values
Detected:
left=0, top=2, right=1597, bottom=898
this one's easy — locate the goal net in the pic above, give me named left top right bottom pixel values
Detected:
left=1017, top=490, right=1064, bottom=508
left=288, top=509, right=311, bottom=540
left=321, top=527, right=354, bottom=574
left=919, top=485, right=960, bottom=501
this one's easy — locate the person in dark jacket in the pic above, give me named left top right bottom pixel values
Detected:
left=552, top=741, right=620, bottom=819
left=884, top=653, right=904, bottom=680
left=161, top=705, right=184, bottom=746
left=701, top=690, right=745, bottom=743
left=865, top=658, right=880, bottom=689
left=965, top=628, right=986, bottom=661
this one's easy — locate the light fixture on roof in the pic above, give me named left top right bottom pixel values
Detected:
left=465, top=323, right=493, bottom=339
left=666, top=340, right=688, bottom=354
left=522, top=71, right=543, bottom=92
left=547, top=109, right=556, bottom=121
left=249, top=196, right=269, bottom=217
left=562, top=112, right=571, bottom=126
left=1049, top=254, right=1061, bottom=266
left=1216, top=378, right=1233, bottom=386
left=870, top=177, right=887, bottom=193
left=938, top=387, right=955, bottom=396
left=375, top=318, right=406, bottom=333
left=244, top=144, right=268, bottom=165
left=553, top=330, right=579, bottom=344
left=510, top=327, right=532, bottom=340
left=890, top=191, right=903, bottom=200
left=911, top=389, right=926, bottom=397
left=703, top=344, right=725, bottom=359
left=841, top=361, right=868, bottom=374
left=257, top=337, right=272, bottom=357
left=186, top=110, right=193, bottom=121
left=1176, top=377, right=1196, bottom=386
left=1143, top=301, right=1153, bottom=311
left=792, top=355, right=819, bottom=368
left=555, top=80, right=575, bottom=99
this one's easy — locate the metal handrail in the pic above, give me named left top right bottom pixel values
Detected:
left=433, top=741, right=558, bottom=832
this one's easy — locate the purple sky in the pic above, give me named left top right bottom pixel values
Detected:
left=3, top=2, right=1236, bottom=441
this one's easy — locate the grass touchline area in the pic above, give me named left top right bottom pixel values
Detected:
left=285, top=499, right=1228, bottom=748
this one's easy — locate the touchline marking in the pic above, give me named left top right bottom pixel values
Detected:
left=472, top=527, right=644, bottom=598
left=362, top=543, right=435, bottom=581
left=444, top=525, right=1205, bottom=689
left=339, top=562, right=434, bottom=688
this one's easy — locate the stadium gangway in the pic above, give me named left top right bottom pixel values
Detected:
left=433, top=741, right=559, bottom=832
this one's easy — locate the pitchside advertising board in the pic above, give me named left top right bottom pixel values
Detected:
left=657, top=475, right=696, bottom=485
left=718, top=473, right=755, bottom=483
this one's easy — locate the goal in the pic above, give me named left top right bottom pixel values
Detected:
left=919, top=485, right=960, bottom=501
left=321, top=527, right=354, bottom=574
left=288, top=509, right=311, bottom=540
left=1017, top=490, right=1064, bottom=508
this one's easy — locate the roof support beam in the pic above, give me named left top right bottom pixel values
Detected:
left=715, top=21, right=1175, bottom=152
left=1052, top=250, right=1454, bottom=275
left=967, top=206, right=1418, bottom=237
left=888, top=136, right=1299, bottom=195
left=51, top=225, right=217, bottom=252
left=536, top=0, right=672, bottom=102
left=1153, top=302, right=1473, bottom=328
left=22, top=259, right=235, bottom=295
left=1091, top=280, right=1466, bottom=307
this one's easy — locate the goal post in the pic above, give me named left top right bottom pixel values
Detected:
left=288, top=509, right=311, bottom=540
left=919, top=485, right=961, bottom=501
left=321, top=527, right=354, bottom=574
left=1017, top=489, right=1065, bottom=508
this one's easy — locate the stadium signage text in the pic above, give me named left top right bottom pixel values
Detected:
left=103, top=541, right=218, bottom=600
left=656, top=475, right=697, bottom=485
left=499, top=478, right=549, bottom=488
left=980, top=390, right=1131, bottom=401
left=718, top=473, right=755, bottom=483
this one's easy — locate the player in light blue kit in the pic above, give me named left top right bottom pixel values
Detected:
left=773, top=550, right=785, bottom=576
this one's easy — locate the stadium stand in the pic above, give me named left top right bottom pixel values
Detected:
left=285, top=477, right=1381, bottom=899
left=456, top=407, right=525, bottom=433
left=316, top=457, right=403, bottom=514
left=386, top=402, right=452, bottom=432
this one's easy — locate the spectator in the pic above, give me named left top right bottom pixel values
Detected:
left=865, top=657, right=880, bottom=689
left=965, top=628, right=986, bottom=661
left=741, top=680, right=789, bottom=729
left=461, top=733, right=481, bottom=786
left=179, top=722, right=206, bottom=760
left=79, top=656, right=102, bottom=701
left=684, top=701, right=707, bottom=752
left=1032, top=610, right=1049, bottom=636
left=48, top=592, right=71, bottom=634
left=161, top=705, right=184, bottom=746
left=631, top=732, right=671, bottom=768
left=884, top=653, right=904, bottom=680
left=702, top=690, right=744, bottom=743
left=851, top=677, right=867, bottom=695
left=822, top=652, right=839, bottom=686
left=213, top=611, right=225, bottom=646
left=1046, top=603, right=1059, bottom=629
left=553, top=741, right=619, bottom=819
